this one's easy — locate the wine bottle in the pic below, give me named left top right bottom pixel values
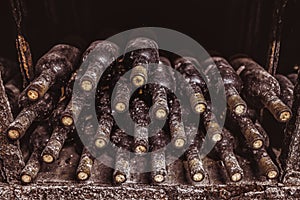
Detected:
left=6, top=90, right=60, bottom=140
left=230, top=56, right=292, bottom=122
left=130, top=97, right=150, bottom=154
left=113, top=77, right=132, bottom=113
left=226, top=112, right=265, bottom=149
left=41, top=125, right=74, bottom=164
left=261, top=74, right=293, bottom=148
left=111, top=127, right=133, bottom=184
left=60, top=70, right=93, bottom=127
left=79, top=41, right=119, bottom=92
left=150, top=84, right=169, bottom=121
left=149, top=56, right=175, bottom=120
left=76, top=147, right=94, bottom=181
left=185, top=125, right=205, bottom=182
left=20, top=124, right=50, bottom=184
left=94, top=114, right=114, bottom=149
left=202, top=104, right=223, bottom=142
left=203, top=56, right=247, bottom=116
left=124, top=37, right=159, bottom=87
left=94, top=91, right=113, bottom=149
left=252, top=147, right=279, bottom=179
left=168, top=97, right=187, bottom=148
left=174, top=57, right=207, bottom=114
left=149, top=129, right=169, bottom=183
left=215, top=128, right=244, bottom=182
left=23, top=44, right=80, bottom=101
left=60, top=92, right=88, bottom=127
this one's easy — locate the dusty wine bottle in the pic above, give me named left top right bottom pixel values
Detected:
left=230, top=56, right=292, bottom=122
left=111, top=128, right=133, bottom=184
left=114, top=148, right=130, bottom=184
left=6, top=90, right=60, bottom=140
left=252, top=147, right=279, bottom=179
left=41, top=125, right=74, bottom=164
left=149, top=56, right=175, bottom=120
left=130, top=97, right=150, bottom=154
left=76, top=147, right=94, bottom=181
left=60, top=91, right=89, bottom=127
left=202, top=104, right=223, bottom=142
left=260, top=74, right=293, bottom=149
left=61, top=64, right=102, bottom=127
left=150, top=84, right=169, bottom=120
left=203, top=56, right=247, bottom=116
left=185, top=125, right=205, bottom=182
left=21, top=154, right=40, bottom=183
left=113, top=77, right=132, bottom=113
left=174, top=57, right=207, bottom=114
left=94, top=90, right=113, bottom=149
left=149, top=129, right=168, bottom=183
left=168, top=97, right=187, bottom=149
left=23, top=44, right=80, bottom=101
left=94, top=114, right=114, bottom=149
left=227, top=112, right=265, bottom=149
left=79, top=41, right=119, bottom=92
left=124, top=37, right=159, bottom=87
left=21, top=124, right=50, bottom=184
left=215, top=128, right=244, bottom=182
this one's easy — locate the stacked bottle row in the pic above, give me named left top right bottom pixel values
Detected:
left=0, top=36, right=297, bottom=185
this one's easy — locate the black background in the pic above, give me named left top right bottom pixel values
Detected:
left=0, top=0, right=299, bottom=74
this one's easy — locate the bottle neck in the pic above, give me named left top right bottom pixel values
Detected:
left=261, top=91, right=291, bottom=122
left=27, top=69, right=56, bottom=101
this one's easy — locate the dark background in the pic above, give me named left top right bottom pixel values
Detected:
left=0, top=0, right=299, bottom=74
